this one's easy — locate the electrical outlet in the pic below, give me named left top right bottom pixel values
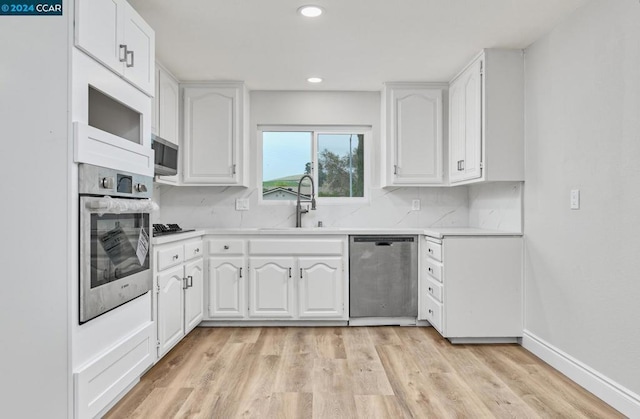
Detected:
left=570, top=189, right=580, bottom=210
left=412, top=199, right=421, bottom=211
left=235, top=198, right=249, bottom=211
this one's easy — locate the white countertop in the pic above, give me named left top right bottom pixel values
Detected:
left=195, top=227, right=522, bottom=238
left=150, top=228, right=522, bottom=244
left=151, top=230, right=206, bottom=245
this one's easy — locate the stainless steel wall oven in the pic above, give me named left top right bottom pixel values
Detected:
left=79, top=163, right=156, bottom=323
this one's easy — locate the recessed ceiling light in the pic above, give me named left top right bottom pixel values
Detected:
left=298, top=5, right=323, bottom=18
left=307, top=77, right=323, bottom=83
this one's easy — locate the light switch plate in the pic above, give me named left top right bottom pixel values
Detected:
left=235, top=198, right=249, bottom=211
left=411, top=199, right=421, bottom=211
left=570, top=189, right=580, bottom=210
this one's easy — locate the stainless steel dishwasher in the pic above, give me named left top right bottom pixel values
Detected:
left=349, top=235, right=418, bottom=321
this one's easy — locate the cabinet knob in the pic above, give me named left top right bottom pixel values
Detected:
left=224, top=245, right=229, bottom=250
left=428, top=249, right=433, bottom=254
left=195, top=248, right=200, bottom=253
left=428, top=267, right=433, bottom=273
left=428, top=287, right=433, bottom=292
left=173, top=254, right=179, bottom=260
left=428, top=309, right=433, bottom=314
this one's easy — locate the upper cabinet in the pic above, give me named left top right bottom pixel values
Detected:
left=75, top=0, right=155, bottom=96
left=182, top=82, right=248, bottom=186
left=153, top=64, right=180, bottom=184
left=382, top=83, right=444, bottom=187
left=155, top=65, right=179, bottom=144
left=449, top=49, right=524, bottom=185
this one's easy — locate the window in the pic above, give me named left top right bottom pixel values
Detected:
left=260, top=127, right=369, bottom=203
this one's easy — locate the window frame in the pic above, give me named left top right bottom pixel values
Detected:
left=257, top=125, right=371, bottom=206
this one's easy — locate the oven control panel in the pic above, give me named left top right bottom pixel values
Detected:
left=79, top=163, right=153, bottom=199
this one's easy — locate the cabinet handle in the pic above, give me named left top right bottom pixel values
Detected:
left=126, top=49, right=134, bottom=68
left=239, top=267, right=243, bottom=278
left=457, top=159, right=465, bottom=171
left=394, top=164, right=399, bottom=175
left=300, top=268, right=303, bottom=278
left=119, top=44, right=128, bottom=62
left=232, top=164, right=237, bottom=175
left=288, top=267, right=292, bottom=278
left=183, top=277, right=188, bottom=290
left=188, top=276, right=193, bottom=288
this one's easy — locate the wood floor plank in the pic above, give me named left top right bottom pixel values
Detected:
left=342, top=326, right=380, bottom=362
left=266, top=392, right=313, bottom=419
left=105, top=326, right=622, bottom=418
left=375, top=344, right=449, bottom=417
left=353, top=395, right=411, bottom=419
left=312, top=391, right=358, bottom=419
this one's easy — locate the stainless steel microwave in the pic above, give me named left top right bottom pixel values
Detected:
left=151, top=134, right=178, bottom=176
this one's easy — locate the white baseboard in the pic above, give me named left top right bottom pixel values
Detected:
left=522, top=330, right=640, bottom=418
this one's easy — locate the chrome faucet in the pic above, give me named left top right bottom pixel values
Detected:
left=296, top=174, right=316, bottom=228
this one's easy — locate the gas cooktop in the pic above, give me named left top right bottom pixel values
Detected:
left=152, top=223, right=195, bottom=237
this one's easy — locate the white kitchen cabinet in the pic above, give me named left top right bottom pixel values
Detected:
left=203, top=236, right=347, bottom=322
left=153, top=63, right=180, bottom=184
left=154, top=236, right=204, bottom=359
left=249, top=257, right=296, bottom=319
left=75, top=0, right=155, bottom=96
left=248, top=238, right=347, bottom=321
left=420, top=235, right=523, bottom=343
left=448, top=49, right=524, bottom=184
left=157, top=265, right=184, bottom=357
left=382, top=83, right=444, bottom=186
left=182, top=83, right=248, bottom=186
left=298, top=257, right=344, bottom=318
left=206, top=238, right=248, bottom=319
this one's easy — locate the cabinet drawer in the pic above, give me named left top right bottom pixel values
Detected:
left=425, top=240, right=442, bottom=262
left=249, top=239, right=343, bottom=255
left=184, top=240, right=203, bottom=261
left=425, top=258, right=443, bottom=283
left=424, top=276, right=443, bottom=303
left=208, top=239, right=245, bottom=255
left=424, top=295, right=443, bottom=333
left=157, top=244, right=184, bottom=271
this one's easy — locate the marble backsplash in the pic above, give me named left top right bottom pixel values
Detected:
left=154, top=181, right=523, bottom=231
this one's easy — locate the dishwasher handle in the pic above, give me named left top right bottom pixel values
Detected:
left=375, top=241, right=393, bottom=246
left=352, top=236, right=416, bottom=244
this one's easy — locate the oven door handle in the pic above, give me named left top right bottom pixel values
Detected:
left=86, top=197, right=159, bottom=215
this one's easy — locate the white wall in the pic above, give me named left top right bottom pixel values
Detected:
left=524, top=0, right=640, bottom=401
left=158, top=91, right=471, bottom=228
left=0, top=4, right=71, bottom=418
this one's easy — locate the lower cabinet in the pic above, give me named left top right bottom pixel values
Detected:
left=154, top=237, right=204, bottom=359
left=419, top=235, right=523, bottom=342
left=205, top=236, right=347, bottom=321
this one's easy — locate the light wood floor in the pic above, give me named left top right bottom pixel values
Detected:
left=105, top=327, right=622, bottom=418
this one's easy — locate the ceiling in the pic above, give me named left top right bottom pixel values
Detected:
left=128, top=0, right=587, bottom=91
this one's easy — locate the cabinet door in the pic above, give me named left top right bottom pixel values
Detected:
left=157, top=265, right=184, bottom=358
left=184, top=259, right=204, bottom=333
left=298, top=257, right=344, bottom=319
left=387, top=86, right=443, bottom=185
left=248, top=257, right=295, bottom=318
left=449, top=58, right=483, bottom=183
left=122, top=3, right=155, bottom=95
left=183, top=86, right=242, bottom=185
left=158, top=68, right=180, bottom=144
left=75, top=0, right=124, bottom=73
left=208, top=257, right=246, bottom=318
